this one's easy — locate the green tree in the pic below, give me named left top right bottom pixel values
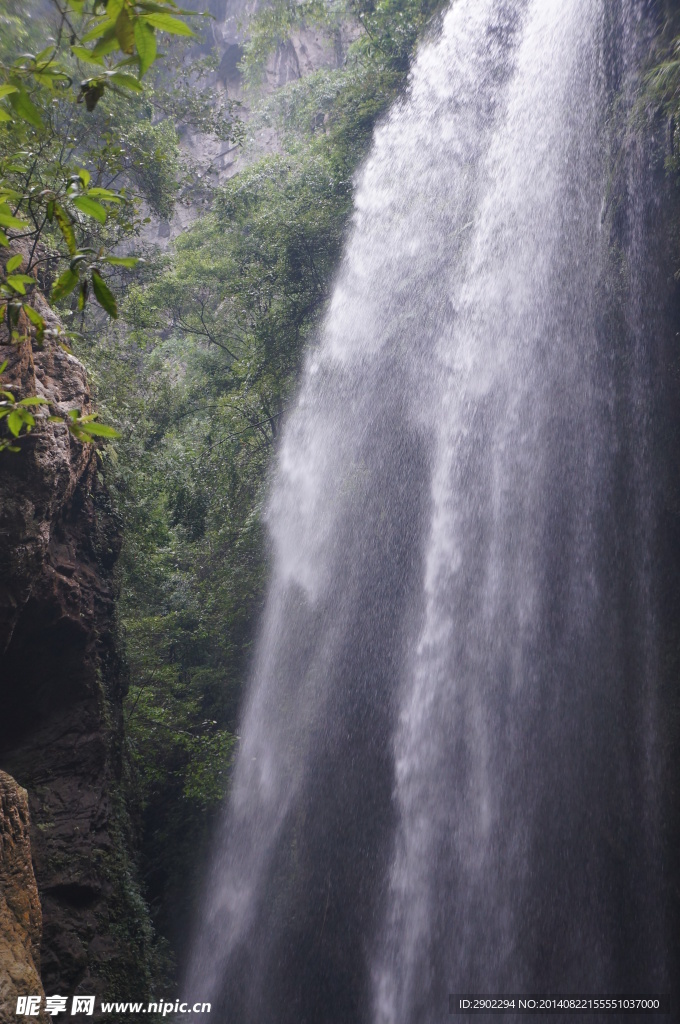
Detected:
left=0, top=0, right=235, bottom=447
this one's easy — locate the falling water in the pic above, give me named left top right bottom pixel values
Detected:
left=188, top=0, right=673, bottom=1019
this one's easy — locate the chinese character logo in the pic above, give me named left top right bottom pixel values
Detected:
left=71, top=997, right=95, bottom=1016
left=16, top=996, right=41, bottom=1016
left=45, top=996, right=68, bottom=1016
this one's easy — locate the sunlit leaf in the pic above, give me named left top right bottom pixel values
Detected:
left=79, top=420, right=120, bottom=437
left=73, top=195, right=108, bottom=224
left=81, top=18, right=117, bottom=43
left=18, top=395, right=47, bottom=406
left=91, top=35, right=120, bottom=59
left=106, top=71, right=144, bottom=92
left=142, top=12, right=195, bottom=36
left=6, top=275, right=28, bottom=294
left=0, top=205, right=29, bottom=230
left=71, top=45, right=105, bottom=66
left=87, top=187, right=121, bottom=199
left=7, top=410, right=23, bottom=436
left=134, top=18, right=157, bottom=76
left=104, top=255, right=139, bottom=267
left=7, top=87, right=43, bottom=130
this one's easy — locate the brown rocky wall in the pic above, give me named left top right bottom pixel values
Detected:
left=0, top=771, right=47, bottom=1024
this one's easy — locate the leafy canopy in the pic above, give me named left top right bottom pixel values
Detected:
left=0, top=0, right=217, bottom=448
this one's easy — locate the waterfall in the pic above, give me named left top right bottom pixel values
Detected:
left=187, top=1, right=672, bottom=1019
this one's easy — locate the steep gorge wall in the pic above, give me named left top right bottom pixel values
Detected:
left=0, top=285, right=156, bottom=1008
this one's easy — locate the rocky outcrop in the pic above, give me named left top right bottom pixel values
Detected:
left=0, top=279, right=155, bottom=1008
left=0, top=772, right=47, bottom=1024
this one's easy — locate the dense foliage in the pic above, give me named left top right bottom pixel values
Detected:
left=0, top=0, right=236, bottom=447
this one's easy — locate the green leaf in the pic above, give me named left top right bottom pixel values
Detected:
left=91, top=270, right=118, bottom=317
left=7, top=410, right=23, bottom=436
left=78, top=168, right=91, bottom=188
left=0, top=85, right=19, bottom=99
left=142, top=12, right=195, bottom=36
left=134, top=19, right=157, bottom=76
left=0, top=231, right=8, bottom=248
left=7, top=88, right=43, bottom=130
left=51, top=268, right=80, bottom=303
left=87, top=187, right=121, bottom=200
left=0, top=205, right=29, bottom=230
left=54, top=203, right=77, bottom=255
left=22, top=304, right=42, bottom=325
left=0, top=110, right=13, bottom=123
left=73, top=195, right=108, bottom=224
left=6, top=254, right=22, bottom=272
left=106, top=0, right=126, bottom=19
left=79, top=421, right=120, bottom=437
left=81, top=18, right=117, bottom=43
left=104, top=255, right=139, bottom=267
left=6, top=275, right=27, bottom=294
left=106, top=71, right=144, bottom=92
left=91, top=35, right=120, bottom=59
left=18, top=396, right=47, bottom=406
left=138, top=2, right=200, bottom=14
left=22, top=303, right=45, bottom=332
left=115, top=7, right=136, bottom=53
left=70, top=45, right=105, bottom=66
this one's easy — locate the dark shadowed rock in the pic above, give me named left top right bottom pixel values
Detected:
left=0, top=262, right=155, bottom=1009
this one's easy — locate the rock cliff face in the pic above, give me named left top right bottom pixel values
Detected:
left=0, top=772, right=47, bottom=1024
left=0, top=285, right=155, bottom=1007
